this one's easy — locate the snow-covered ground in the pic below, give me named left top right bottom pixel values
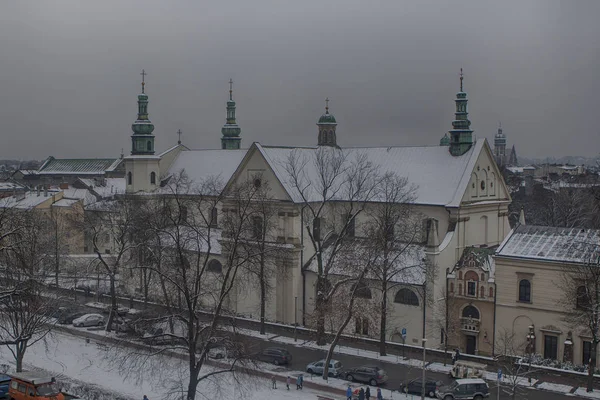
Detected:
left=0, top=330, right=425, bottom=400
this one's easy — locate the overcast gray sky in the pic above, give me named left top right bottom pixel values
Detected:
left=1, top=1, right=599, bottom=160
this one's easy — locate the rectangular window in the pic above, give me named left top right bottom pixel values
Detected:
left=544, top=335, right=558, bottom=360
left=345, top=214, right=355, bottom=237
left=583, top=341, right=593, bottom=365
left=467, top=281, right=476, bottom=296
left=313, top=217, right=321, bottom=241
left=252, top=216, right=263, bottom=239
left=210, top=207, right=218, bottom=228
left=355, top=317, right=369, bottom=335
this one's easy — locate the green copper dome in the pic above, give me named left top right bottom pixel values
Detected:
left=318, top=112, right=337, bottom=124
left=440, top=133, right=450, bottom=146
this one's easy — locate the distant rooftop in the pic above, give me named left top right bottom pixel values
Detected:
left=38, top=157, right=120, bottom=175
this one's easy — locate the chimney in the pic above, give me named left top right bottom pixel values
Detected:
left=519, top=207, right=526, bottom=226
left=59, top=182, right=69, bottom=190
left=37, top=186, right=40, bottom=196
left=44, top=186, right=48, bottom=197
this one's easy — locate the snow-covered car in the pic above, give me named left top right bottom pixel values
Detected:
left=207, top=346, right=228, bottom=359
left=72, top=313, right=105, bottom=327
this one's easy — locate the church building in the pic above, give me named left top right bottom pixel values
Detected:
left=122, top=70, right=512, bottom=349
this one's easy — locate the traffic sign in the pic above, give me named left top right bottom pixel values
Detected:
left=497, top=369, right=502, bottom=380
left=401, top=328, right=407, bottom=339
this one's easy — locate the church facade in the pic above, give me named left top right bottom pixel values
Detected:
left=121, top=73, right=512, bottom=349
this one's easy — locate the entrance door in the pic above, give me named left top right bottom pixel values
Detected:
left=466, top=335, right=477, bottom=355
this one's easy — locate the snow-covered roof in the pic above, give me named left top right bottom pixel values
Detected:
left=38, top=157, right=118, bottom=175
left=52, top=198, right=80, bottom=207
left=496, top=225, right=600, bottom=264
left=62, top=188, right=98, bottom=205
left=166, top=149, right=247, bottom=188
left=0, top=191, right=59, bottom=209
left=256, top=140, right=483, bottom=206
left=0, top=181, right=25, bottom=191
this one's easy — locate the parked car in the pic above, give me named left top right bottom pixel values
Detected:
left=48, top=307, right=73, bottom=320
left=436, top=378, right=489, bottom=400
left=58, top=312, right=86, bottom=325
left=306, top=359, right=343, bottom=377
left=343, top=365, right=388, bottom=386
left=101, top=306, right=130, bottom=316
left=72, top=313, right=105, bottom=327
left=256, top=347, right=292, bottom=366
left=400, top=379, right=441, bottom=398
left=207, top=346, right=228, bottom=359
left=0, top=374, right=10, bottom=399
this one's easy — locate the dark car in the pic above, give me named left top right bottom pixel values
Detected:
left=343, top=365, right=388, bottom=386
left=58, top=311, right=86, bottom=325
left=400, top=379, right=441, bottom=398
left=256, top=347, right=292, bottom=366
left=48, top=307, right=73, bottom=320
left=436, top=378, right=489, bottom=400
left=0, top=374, right=10, bottom=399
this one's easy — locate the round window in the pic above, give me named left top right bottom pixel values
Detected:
left=254, top=178, right=262, bottom=188
left=480, top=181, right=486, bottom=190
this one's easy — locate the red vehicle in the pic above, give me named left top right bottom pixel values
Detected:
left=8, top=372, right=66, bottom=400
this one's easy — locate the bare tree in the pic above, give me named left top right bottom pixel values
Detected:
left=559, top=240, right=600, bottom=392
left=0, top=208, right=55, bottom=371
left=83, top=196, right=140, bottom=331
left=284, top=147, right=381, bottom=345
left=123, top=174, right=265, bottom=400
left=242, top=176, right=288, bottom=335
left=363, top=172, right=423, bottom=356
left=495, top=328, right=533, bottom=400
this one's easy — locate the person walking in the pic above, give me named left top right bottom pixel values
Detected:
left=299, top=374, right=303, bottom=389
left=346, top=385, right=353, bottom=400
left=296, top=375, right=301, bottom=390
left=376, top=388, right=383, bottom=400
left=271, top=375, right=277, bottom=389
left=286, top=376, right=291, bottom=390
left=365, top=386, right=371, bottom=400
left=358, top=387, right=365, bottom=400
left=143, top=396, right=149, bottom=400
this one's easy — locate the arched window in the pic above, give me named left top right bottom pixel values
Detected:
left=150, top=171, right=156, bottom=185
left=577, top=286, right=590, bottom=310
left=210, top=207, right=218, bottom=227
left=207, top=259, right=222, bottom=273
left=353, top=281, right=372, bottom=299
left=127, top=171, right=132, bottom=185
left=489, top=287, right=494, bottom=298
left=481, top=215, right=489, bottom=244
left=518, top=279, right=531, bottom=302
left=481, top=273, right=485, bottom=281
left=450, top=282, right=454, bottom=293
left=180, top=205, right=188, bottom=223
left=458, top=283, right=462, bottom=296
left=394, top=288, right=419, bottom=306
left=462, top=305, right=480, bottom=320
left=252, top=216, right=263, bottom=238
left=480, top=286, right=485, bottom=298
left=458, top=271, right=463, bottom=280
left=147, top=141, right=152, bottom=152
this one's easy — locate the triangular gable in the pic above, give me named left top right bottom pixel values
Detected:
left=158, top=143, right=189, bottom=178
left=450, top=139, right=512, bottom=207
left=224, top=142, right=294, bottom=202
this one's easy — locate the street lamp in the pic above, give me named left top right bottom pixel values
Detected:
left=526, top=325, right=535, bottom=384
left=421, top=338, right=427, bottom=400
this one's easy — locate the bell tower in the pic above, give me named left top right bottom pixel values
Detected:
left=494, top=122, right=507, bottom=166
left=221, top=79, right=242, bottom=149
left=130, top=69, right=156, bottom=155
left=317, top=98, right=338, bottom=147
left=449, top=69, right=474, bottom=156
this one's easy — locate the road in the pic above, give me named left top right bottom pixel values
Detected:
left=241, top=333, right=580, bottom=400
left=52, top=290, right=586, bottom=400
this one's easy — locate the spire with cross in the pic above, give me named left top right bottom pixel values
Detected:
left=140, top=69, right=147, bottom=94
left=221, top=79, right=242, bottom=149
left=177, top=129, right=182, bottom=145
left=317, top=96, right=338, bottom=147
left=448, top=68, right=473, bottom=156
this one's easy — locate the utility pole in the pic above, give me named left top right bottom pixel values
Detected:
left=421, top=338, right=427, bottom=400
left=294, top=296, right=298, bottom=342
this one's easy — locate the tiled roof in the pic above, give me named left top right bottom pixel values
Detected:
left=497, top=225, right=600, bottom=264
left=38, top=157, right=118, bottom=175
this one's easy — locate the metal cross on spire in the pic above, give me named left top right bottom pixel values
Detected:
left=177, top=129, right=182, bottom=145
left=229, top=78, right=233, bottom=101
left=140, top=69, right=147, bottom=93
left=325, top=97, right=329, bottom=114
left=459, top=68, right=464, bottom=92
